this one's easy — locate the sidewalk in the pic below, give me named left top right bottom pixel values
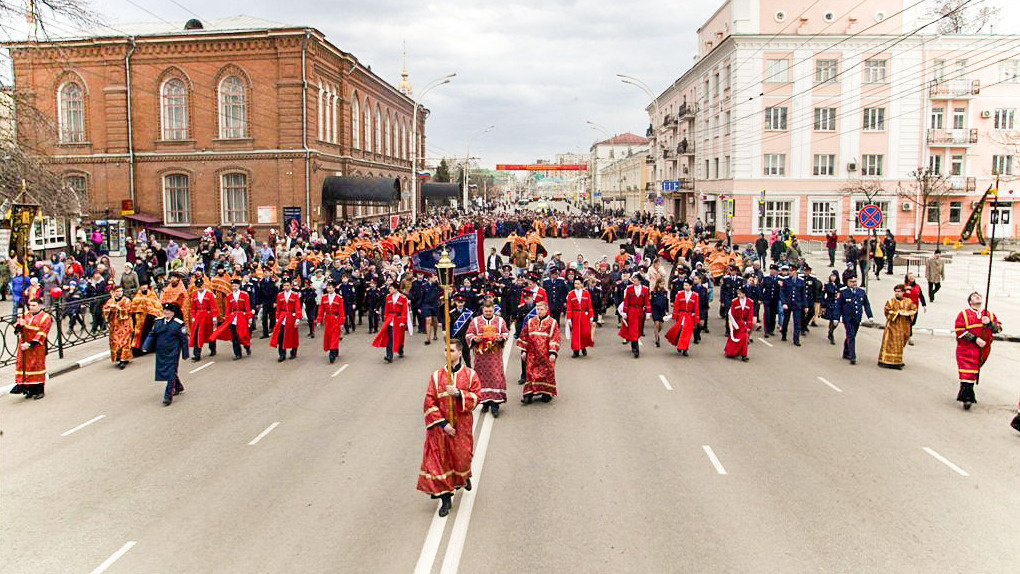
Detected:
left=799, top=248, right=1020, bottom=342
left=0, top=336, right=111, bottom=390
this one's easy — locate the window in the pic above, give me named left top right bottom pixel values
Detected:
left=713, top=158, right=719, bottom=178
left=994, top=109, right=1015, bottom=130
left=385, top=114, right=392, bottom=156
left=864, top=59, right=887, bottom=83
left=810, top=201, right=837, bottom=233
left=929, top=154, right=942, bottom=175
left=218, top=76, right=247, bottom=139
left=765, top=106, right=788, bottom=130
left=713, top=73, right=720, bottom=98
left=363, top=99, right=372, bottom=151
left=813, top=154, right=836, bottom=176
left=862, top=154, right=883, bottom=176
left=765, top=59, right=789, bottom=83
left=161, top=78, right=188, bottom=140
left=951, top=154, right=964, bottom=176
left=933, top=59, right=946, bottom=81
left=764, top=154, right=786, bottom=176
left=863, top=107, right=886, bottom=131
left=351, top=96, right=360, bottom=148
left=949, top=201, right=962, bottom=223
left=58, top=82, right=86, bottom=143
left=926, top=201, right=941, bottom=224
left=816, top=59, right=838, bottom=83
left=759, top=200, right=793, bottom=231
left=163, top=174, right=190, bottom=224
left=814, top=107, right=836, bottom=131
left=930, top=107, right=944, bottom=130
left=724, top=111, right=731, bottom=134
left=31, top=217, right=68, bottom=249
left=220, top=173, right=249, bottom=224
left=64, top=174, right=87, bottom=201
left=704, top=160, right=709, bottom=178
left=992, top=155, right=1014, bottom=176
left=952, top=107, right=966, bottom=130
left=724, top=65, right=731, bottom=91
left=375, top=107, right=382, bottom=154
left=1000, top=60, right=1020, bottom=83
left=854, top=200, right=890, bottom=233
left=724, top=156, right=731, bottom=178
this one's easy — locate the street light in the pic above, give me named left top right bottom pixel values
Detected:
left=411, top=73, right=456, bottom=222
left=463, top=125, right=495, bottom=211
left=618, top=74, right=663, bottom=220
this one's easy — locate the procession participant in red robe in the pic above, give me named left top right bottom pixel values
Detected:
left=953, top=291, right=1002, bottom=410
left=271, top=278, right=302, bottom=362
left=189, top=278, right=219, bottom=361
left=10, top=299, right=53, bottom=399
left=161, top=271, right=191, bottom=327
left=372, top=281, right=411, bottom=363
left=518, top=273, right=547, bottom=306
left=417, top=340, right=481, bottom=517
left=617, top=273, right=651, bottom=358
left=724, top=286, right=754, bottom=361
left=517, top=301, right=561, bottom=404
left=665, top=278, right=699, bottom=356
left=565, top=278, right=594, bottom=358
left=465, top=301, right=510, bottom=417
left=316, top=282, right=345, bottom=363
left=103, top=285, right=135, bottom=369
left=130, top=282, right=162, bottom=355
left=210, top=279, right=252, bottom=360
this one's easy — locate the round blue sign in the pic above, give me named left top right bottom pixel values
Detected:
left=858, top=204, right=883, bottom=229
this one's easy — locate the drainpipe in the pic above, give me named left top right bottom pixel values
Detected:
left=301, top=31, right=313, bottom=226
left=124, top=37, right=137, bottom=206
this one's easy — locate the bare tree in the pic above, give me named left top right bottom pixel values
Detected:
left=901, top=166, right=954, bottom=249
left=926, top=0, right=1002, bottom=34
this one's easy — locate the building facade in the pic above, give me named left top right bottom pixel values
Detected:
left=589, top=133, right=650, bottom=208
left=6, top=16, right=424, bottom=242
left=650, top=0, right=1020, bottom=242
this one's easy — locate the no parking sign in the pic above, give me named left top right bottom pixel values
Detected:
left=858, top=204, right=883, bottom=229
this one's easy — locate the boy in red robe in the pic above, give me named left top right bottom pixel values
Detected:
left=617, top=273, right=650, bottom=358
left=189, top=278, right=219, bottom=361
left=666, top=278, right=699, bottom=356
left=271, top=278, right=302, bottom=362
left=372, top=282, right=410, bottom=363
left=417, top=340, right=481, bottom=517
left=724, top=286, right=754, bottom=362
left=316, top=282, right=345, bottom=363
left=517, top=300, right=561, bottom=404
left=210, top=279, right=252, bottom=360
left=565, top=278, right=594, bottom=358
left=953, top=291, right=1001, bottom=410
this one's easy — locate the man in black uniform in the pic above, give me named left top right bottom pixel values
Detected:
left=542, top=267, right=569, bottom=324
left=258, top=272, right=278, bottom=339
left=761, top=264, right=781, bottom=338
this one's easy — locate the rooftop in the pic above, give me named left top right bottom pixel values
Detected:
left=594, top=133, right=649, bottom=146
left=34, top=15, right=299, bottom=41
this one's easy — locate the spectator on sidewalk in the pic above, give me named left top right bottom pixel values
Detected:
left=925, top=250, right=946, bottom=302
left=825, top=230, right=838, bottom=267
left=120, top=262, right=140, bottom=292
left=883, top=231, right=897, bottom=275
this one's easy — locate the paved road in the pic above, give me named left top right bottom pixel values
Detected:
left=3, top=237, right=1019, bottom=574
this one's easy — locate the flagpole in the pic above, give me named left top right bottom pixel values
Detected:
left=983, top=176, right=999, bottom=309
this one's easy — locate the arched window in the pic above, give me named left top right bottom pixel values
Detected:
left=364, top=98, right=372, bottom=152
left=317, top=82, right=325, bottom=140
left=221, top=172, right=249, bottom=224
left=218, top=76, right=247, bottom=139
left=404, top=120, right=410, bottom=160
left=385, top=113, right=392, bottom=156
left=375, top=106, right=382, bottom=154
left=161, top=78, right=188, bottom=140
left=351, top=95, right=360, bottom=148
left=59, top=82, right=85, bottom=143
left=397, top=120, right=403, bottom=159
left=163, top=173, right=190, bottom=224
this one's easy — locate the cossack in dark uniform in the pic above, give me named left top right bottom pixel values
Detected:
left=143, top=303, right=190, bottom=406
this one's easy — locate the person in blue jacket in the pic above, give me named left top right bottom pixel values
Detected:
left=835, top=275, right=873, bottom=365
left=144, top=302, right=190, bottom=406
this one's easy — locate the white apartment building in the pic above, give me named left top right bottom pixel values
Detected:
left=649, top=0, right=1020, bottom=242
left=589, top=133, right=650, bottom=206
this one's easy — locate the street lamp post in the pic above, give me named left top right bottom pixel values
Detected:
left=618, top=74, right=662, bottom=222
left=410, top=73, right=456, bottom=222
left=464, top=125, right=495, bottom=212
left=436, top=249, right=456, bottom=382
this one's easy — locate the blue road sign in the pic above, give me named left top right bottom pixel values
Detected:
left=859, top=204, right=883, bottom=229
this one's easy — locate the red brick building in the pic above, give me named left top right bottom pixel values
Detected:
left=6, top=16, right=424, bottom=244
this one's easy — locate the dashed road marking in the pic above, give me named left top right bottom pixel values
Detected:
left=702, top=445, right=728, bottom=475
left=61, top=415, right=106, bottom=437
left=248, top=422, right=280, bottom=446
left=817, top=376, right=843, bottom=393
left=331, top=363, right=350, bottom=377
left=89, top=541, right=136, bottom=574
left=188, top=361, right=215, bottom=374
left=922, top=447, right=969, bottom=477
left=658, top=374, right=673, bottom=391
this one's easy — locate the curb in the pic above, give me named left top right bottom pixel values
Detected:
left=50, top=350, right=111, bottom=379
left=860, top=322, right=1020, bottom=343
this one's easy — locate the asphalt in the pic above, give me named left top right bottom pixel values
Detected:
left=2, top=235, right=1019, bottom=574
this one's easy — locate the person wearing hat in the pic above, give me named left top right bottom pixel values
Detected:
left=211, top=279, right=253, bottom=360
left=801, top=264, right=823, bottom=332
left=666, top=278, right=699, bottom=356
left=466, top=299, right=511, bottom=416
left=719, top=264, right=743, bottom=326
left=518, top=273, right=547, bottom=307
left=130, top=282, right=162, bottom=355
left=565, top=277, right=595, bottom=358
left=618, top=273, right=651, bottom=358
left=271, top=278, right=302, bottom=362
left=372, top=281, right=410, bottom=363
left=364, top=277, right=384, bottom=335
left=103, top=285, right=135, bottom=369
left=779, top=265, right=804, bottom=346
left=189, top=277, right=220, bottom=361
left=517, top=299, right=560, bottom=403
left=724, top=285, right=754, bottom=362
left=542, top=268, right=568, bottom=325
left=161, top=271, right=191, bottom=328
left=445, top=294, right=474, bottom=368
left=835, top=274, right=872, bottom=364
left=143, top=303, right=189, bottom=406
left=315, top=281, right=345, bottom=363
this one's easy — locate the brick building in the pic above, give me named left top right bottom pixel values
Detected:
left=6, top=16, right=424, bottom=246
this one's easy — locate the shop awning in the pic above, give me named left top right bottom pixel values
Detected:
left=124, top=213, right=162, bottom=224
left=422, top=182, right=462, bottom=201
left=150, top=226, right=201, bottom=241
left=322, top=176, right=400, bottom=206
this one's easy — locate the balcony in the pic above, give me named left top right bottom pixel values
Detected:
left=677, top=141, right=695, bottom=155
left=680, top=178, right=695, bottom=190
left=678, top=103, right=697, bottom=121
left=927, top=128, right=978, bottom=145
left=949, top=176, right=977, bottom=192
left=646, top=124, right=654, bottom=138
left=662, top=114, right=678, bottom=127
left=929, top=79, right=980, bottom=97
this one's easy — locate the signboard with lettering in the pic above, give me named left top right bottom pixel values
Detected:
left=282, top=206, right=302, bottom=235
left=496, top=164, right=588, bottom=171
left=257, top=205, right=277, bottom=224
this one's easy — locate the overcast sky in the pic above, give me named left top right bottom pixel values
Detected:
left=7, top=0, right=1020, bottom=169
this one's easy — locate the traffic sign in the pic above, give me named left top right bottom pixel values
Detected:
left=858, top=204, right=883, bottom=229
left=654, top=196, right=664, bottom=205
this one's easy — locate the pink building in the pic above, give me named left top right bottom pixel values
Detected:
left=649, top=0, right=1020, bottom=243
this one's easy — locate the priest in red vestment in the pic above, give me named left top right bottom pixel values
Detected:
left=271, top=279, right=302, bottom=361
left=316, top=282, right=346, bottom=363
left=11, top=299, right=53, bottom=399
left=953, top=291, right=1002, bottom=409
left=465, top=301, right=510, bottom=416
left=517, top=300, right=561, bottom=403
left=665, top=278, right=699, bottom=356
left=372, top=282, right=411, bottom=362
left=417, top=340, right=481, bottom=517
left=617, top=273, right=650, bottom=358
left=189, top=278, right=219, bottom=361
left=565, top=278, right=594, bottom=358
left=210, top=279, right=253, bottom=360
left=724, top=286, right=754, bottom=361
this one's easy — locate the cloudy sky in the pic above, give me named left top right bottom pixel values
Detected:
left=7, top=0, right=1020, bottom=168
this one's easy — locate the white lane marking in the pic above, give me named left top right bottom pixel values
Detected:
left=658, top=374, right=673, bottom=391
left=413, top=509, right=449, bottom=574
left=61, top=415, right=106, bottom=437
left=248, top=422, right=280, bottom=446
left=439, top=412, right=495, bottom=574
left=331, top=363, right=350, bottom=378
left=758, top=338, right=774, bottom=348
left=89, top=541, right=136, bottom=574
left=817, top=376, right=843, bottom=393
left=922, top=447, right=969, bottom=477
left=188, top=361, right=215, bottom=374
left=702, top=445, right=728, bottom=475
